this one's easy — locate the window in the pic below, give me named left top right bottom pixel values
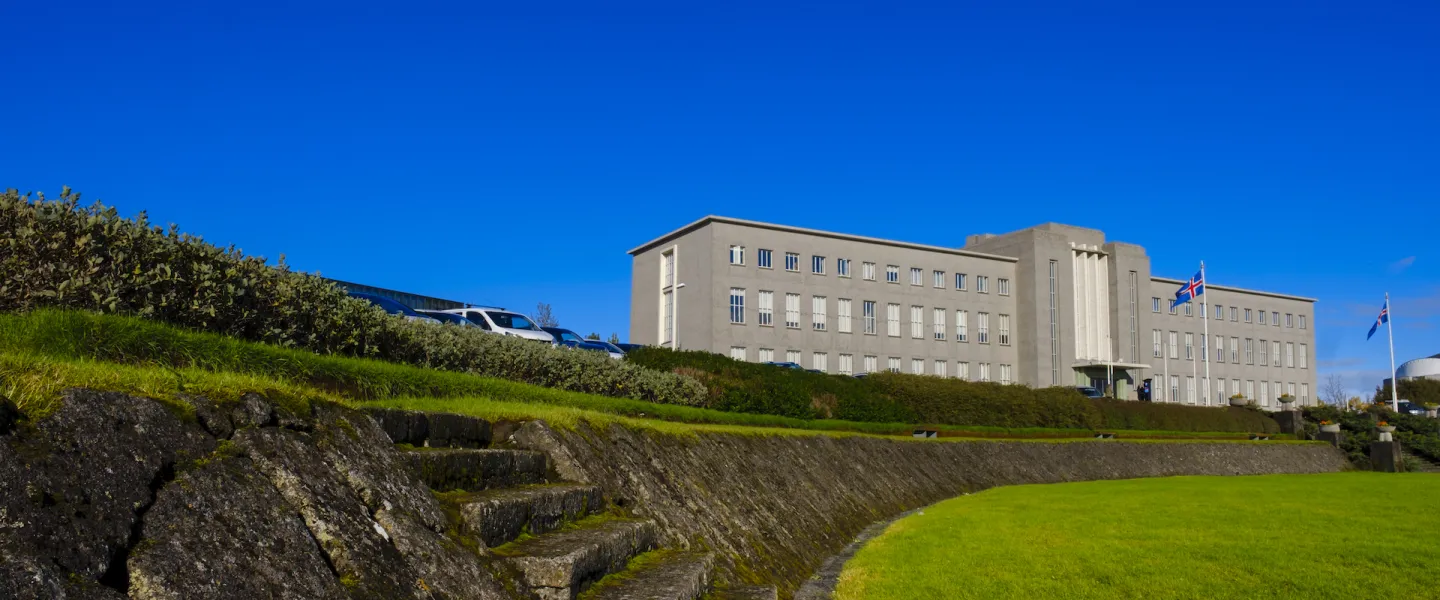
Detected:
left=786, top=350, right=801, bottom=364
left=1215, top=335, right=1225, bottom=363
left=958, top=362, right=970, bottom=381
left=758, top=291, right=774, bottom=326
left=1168, top=332, right=1178, bottom=359
left=1230, top=336, right=1239, bottom=363
left=1215, top=304, right=1224, bottom=319
left=1244, top=309, right=1252, bottom=323
left=728, top=288, right=745, bottom=324
left=1258, top=310, right=1266, bottom=325
left=784, top=293, right=800, bottom=329
left=977, top=276, right=989, bottom=293
left=910, top=268, right=923, bottom=286
left=757, top=249, right=772, bottom=269
left=1245, top=338, right=1254, bottom=364
left=812, top=296, right=827, bottom=331
left=1300, top=315, right=1307, bottom=330
left=886, top=303, right=900, bottom=337
left=934, top=360, right=947, bottom=378
left=1152, top=330, right=1162, bottom=358
left=662, top=250, right=676, bottom=289
left=910, top=305, right=924, bottom=338
left=1186, top=376, right=1196, bottom=404
left=662, top=291, right=674, bottom=345
left=1271, top=311, right=1279, bottom=326
left=1217, top=379, right=1227, bottom=405
left=1201, top=335, right=1208, bottom=363
left=839, top=354, right=853, bottom=375
left=1170, top=376, right=1179, bottom=403
left=887, top=357, right=901, bottom=373
left=1152, top=297, right=1162, bottom=313
left=911, top=358, right=924, bottom=375
left=886, top=265, right=899, bottom=283
left=1258, top=340, right=1268, bottom=366
left=933, top=308, right=947, bottom=340
left=998, top=278, right=1011, bottom=296
left=978, top=312, right=990, bottom=344
left=1232, top=379, right=1240, bottom=401
left=863, top=355, right=877, bottom=374
left=1285, top=342, right=1294, bottom=367
left=1184, top=333, right=1194, bottom=360
left=1168, top=301, right=1177, bottom=315
left=1226, top=307, right=1235, bottom=321
left=998, top=314, right=1011, bottom=346
left=812, top=255, right=826, bottom=275
left=784, top=252, right=799, bottom=272
left=1245, top=380, right=1254, bottom=401
left=758, top=348, right=774, bottom=363
left=979, top=363, right=991, bottom=382
left=862, top=262, right=876, bottom=281
left=1000, top=364, right=1012, bottom=384
left=813, top=352, right=828, bottom=373
left=729, top=245, right=745, bottom=265
left=730, top=346, right=746, bottom=361
left=862, top=301, right=876, bottom=334
left=934, top=270, right=945, bottom=288
left=1301, top=383, right=1309, bottom=404
left=1271, top=341, right=1281, bottom=365
left=837, top=299, right=853, bottom=333
left=1286, top=313, right=1293, bottom=328
left=1259, top=380, right=1268, bottom=406
left=1274, top=381, right=1282, bottom=402
left=956, top=310, right=969, bottom=342
left=837, top=258, right=851, bottom=278
left=1287, top=382, right=1295, bottom=398
left=955, top=273, right=968, bottom=290
left=1299, top=344, right=1308, bottom=369
left=1183, top=303, right=1192, bottom=317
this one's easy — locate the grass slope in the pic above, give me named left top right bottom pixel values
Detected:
left=836, top=473, right=1440, bottom=600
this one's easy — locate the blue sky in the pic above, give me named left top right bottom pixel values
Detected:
left=3, top=1, right=1436, bottom=398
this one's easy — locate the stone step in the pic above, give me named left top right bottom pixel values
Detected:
left=362, top=407, right=492, bottom=448
left=498, top=518, right=660, bottom=600
left=1400, top=450, right=1440, bottom=473
left=583, top=551, right=715, bottom=600
left=403, top=447, right=547, bottom=492
left=705, top=585, right=778, bottom=600
left=454, top=483, right=606, bottom=548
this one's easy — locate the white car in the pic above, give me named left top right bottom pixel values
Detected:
left=442, top=307, right=555, bottom=343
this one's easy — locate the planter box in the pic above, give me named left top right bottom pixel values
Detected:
left=1228, top=397, right=1248, bottom=407
left=1320, top=424, right=1341, bottom=433
left=1378, top=425, right=1397, bottom=433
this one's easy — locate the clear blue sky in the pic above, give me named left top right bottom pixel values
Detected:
left=4, top=1, right=1436, bottom=398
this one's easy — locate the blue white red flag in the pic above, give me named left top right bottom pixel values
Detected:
left=1367, top=301, right=1389, bottom=341
left=1171, top=270, right=1205, bottom=308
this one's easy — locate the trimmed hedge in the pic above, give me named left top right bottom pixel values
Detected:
left=1304, top=404, right=1440, bottom=467
left=0, top=189, right=706, bottom=406
left=627, top=347, right=1281, bottom=433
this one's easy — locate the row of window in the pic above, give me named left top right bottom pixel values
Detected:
left=728, top=245, right=1009, bottom=294
left=1152, top=298, right=1307, bottom=329
left=1149, top=330, right=1307, bottom=368
left=1152, top=376, right=1309, bottom=407
left=728, top=289, right=1010, bottom=344
left=727, top=346, right=1012, bottom=381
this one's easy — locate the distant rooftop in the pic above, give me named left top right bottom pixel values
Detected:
left=628, top=215, right=1017, bottom=262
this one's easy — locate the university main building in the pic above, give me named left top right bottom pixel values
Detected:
left=628, top=217, right=1318, bottom=407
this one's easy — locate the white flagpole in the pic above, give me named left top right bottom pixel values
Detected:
left=1386, top=292, right=1398, bottom=412
left=1201, top=261, right=1211, bottom=405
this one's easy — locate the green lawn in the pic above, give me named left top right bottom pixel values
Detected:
left=836, top=473, right=1440, bottom=600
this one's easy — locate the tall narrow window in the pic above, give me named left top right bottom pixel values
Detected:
left=1152, top=330, right=1162, bottom=358
left=910, top=305, right=924, bottom=338
left=758, top=291, right=773, bottom=326
left=839, top=354, right=853, bottom=375
left=1168, top=332, right=1178, bottom=359
left=728, top=245, right=745, bottom=265
left=757, top=249, right=772, bottom=269
left=999, top=364, right=1012, bottom=385
left=1271, top=341, right=1281, bottom=365
left=1215, top=335, right=1225, bottom=363
left=837, top=299, right=852, bottom=333
left=1246, top=380, right=1254, bottom=400
left=812, top=352, right=828, bottom=373
left=886, top=303, right=900, bottom=337
left=837, top=258, right=850, bottom=277
left=863, top=301, right=876, bottom=335
left=1244, top=308, right=1253, bottom=322
left=1184, top=333, right=1194, bottom=360
left=784, top=252, right=799, bottom=272
left=1259, top=380, right=1268, bottom=406
left=886, top=265, right=899, bottom=283
left=934, top=270, right=945, bottom=288
left=955, top=273, right=967, bottom=290
left=979, top=363, right=991, bottom=382
left=1300, top=315, right=1307, bottom=330
left=730, top=346, right=746, bottom=361
left=1050, top=260, right=1060, bottom=385
left=812, top=255, right=826, bottom=275
left=1245, top=338, right=1254, bottom=364
left=758, top=348, right=774, bottom=363
left=812, top=296, right=827, bottom=331
left=956, top=310, right=969, bottom=342
left=662, top=250, right=675, bottom=289
left=1186, top=376, right=1196, bottom=404
left=1152, top=297, right=1161, bottom=313
left=1299, top=344, right=1308, bottom=369
left=1184, top=303, right=1192, bottom=317
left=728, top=288, right=745, bottom=324
left=911, top=358, right=924, bottom=375
left=999, top=278, right=1011, bottom=296
left=862, top=262, right=876, bottom=281
left=1201, top=335, right=1208, bottom=363
left=933, top=308, right=947, bottom=340
left=887, top=357, right=900, bottom=373
left=978, top=312, right=990, bottom=344
left=784, top=294, right=800, bottom=329
left=863, top=355, right=877, bottom=373
left=958, top=361, right=970, bottom=381
left=1230, top=336, right=1239, bottom=363
left=662, top=291, right=674, bottom=346
left=1258, top=310, right=1266, bottom=325
left=1272, top=311, right=1279, bottom=326
left=999, top=314, right=1011, bottom=346
left=1286, top=313, right=1293, bottom=328
left=1285, top=342, right=1294, bottom=367
left=1216, top=304, right=1224, bottom=319
left=910, top=268, right=923, bottom=286
left=1300, top=383, right=1309, bottom=404
left=977, top=276, right=989, bottom=293
left=934, top=360, right=947, bottom=378
left=1170, top=376, right=1179, bottom=403
left=1258, top=340, right=1268, bottom=366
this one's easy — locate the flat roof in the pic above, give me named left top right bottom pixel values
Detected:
left=628, top=215, right=1018, bottom=263
left=1151, top=276, right=1316, bottom=303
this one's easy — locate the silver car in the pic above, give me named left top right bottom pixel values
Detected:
left=442, top=307, right=555, bottom=343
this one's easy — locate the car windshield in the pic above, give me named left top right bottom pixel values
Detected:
left=548, top=330, right=584, bottom=343
left=426, top=312, right=467, bottom=325
left=353, top=293, right=419, bottom=317
left=488, top=311, right=538, bottom=330
left=592, top=342, right=621, bottom=352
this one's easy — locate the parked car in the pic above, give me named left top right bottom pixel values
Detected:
left=762, top=361, right=804, bottom=370
left=1397, top=401, right=1426, bottom=416
left=416, top=310, right=483, bottom=328
left=348, top=292, right=438, bottom=323
left=442, top=307, right=555, bottom=343
left=613, top=343, right=645, bottom=353
left=541, top=327, right=623, bottom=359
left=1074, top=386, right=1105, bottom=399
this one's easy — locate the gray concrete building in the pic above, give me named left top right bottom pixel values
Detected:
left=629, top=217, right=1318, bottom=407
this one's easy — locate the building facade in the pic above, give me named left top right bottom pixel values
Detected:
left=629, top=217, right=1318, bottom=406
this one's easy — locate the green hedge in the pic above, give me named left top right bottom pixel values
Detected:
left=0, top=189, right=706, bottom=406
left=627, top=347, right=1280, bottom=432
left=1304, top=404, right=1440, bottom=467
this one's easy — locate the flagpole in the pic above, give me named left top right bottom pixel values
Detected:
left=1201, top=261, right=1211, bottom=405
left=1386, top=292, right=1398, bottom=412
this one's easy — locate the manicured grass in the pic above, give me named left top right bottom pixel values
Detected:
left=836, top=473, right=1440, bottom=600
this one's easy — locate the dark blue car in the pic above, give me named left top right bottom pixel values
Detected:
left=348, top=292, right=436, bottom=323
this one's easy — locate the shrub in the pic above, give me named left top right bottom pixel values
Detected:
left=0, top=189, right=706, bottom=406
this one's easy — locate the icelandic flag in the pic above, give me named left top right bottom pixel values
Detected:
left=1367, top=301, right=1389, bottom=341
left=1171, top=270, right=1205, bottom=308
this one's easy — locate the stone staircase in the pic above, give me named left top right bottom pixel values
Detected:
left=365, top=408, right=777, bottom=600
left=1399, top=448, right=1440, bottom=474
